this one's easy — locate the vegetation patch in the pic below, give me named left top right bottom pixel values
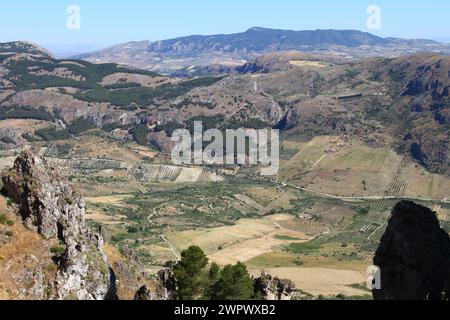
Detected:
left=35, top=128, right=71, bottom=141
left=0, top=106, right=55, bottom=121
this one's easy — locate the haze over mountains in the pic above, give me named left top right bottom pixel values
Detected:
left=74, top=27, right=450, bottom=75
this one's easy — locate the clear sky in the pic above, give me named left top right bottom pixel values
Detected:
left=1, top=0, right=449, bottom=54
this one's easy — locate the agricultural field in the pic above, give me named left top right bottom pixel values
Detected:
left=1, top=133, right=448, bottom=299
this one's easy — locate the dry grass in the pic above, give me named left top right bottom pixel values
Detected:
left=0, top=196, right=57, bottom=300
left=85, top=209, right=127, bottom=225
left=174, top=167, right=203, bottom=183
left=402, top=164, right=450, bottom=199
left=70, top=135, right=145, bottom=163
left=100, top=73, right=172, bottom=87
left=166, top=215, right=313, bottom=266
left=289, top=60, right=327, bottom=68
left=249, top=267, right=367, bottom=297
left=85, top=194, right=133, bottom=206
left=0, top=119, right=51, bottom=131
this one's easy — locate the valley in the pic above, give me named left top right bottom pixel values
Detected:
left=0, top=33, right=449, bottom=300
left=2, top=129, right=447, bottom=298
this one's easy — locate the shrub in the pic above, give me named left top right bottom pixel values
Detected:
left=68, top=117, right=95, bottom=135
left=127, top=226, right=139, bottom=233
left=294, top=259, right=304, bottom=266
left=50, top=245, right=66, bottom=256
left=354, top=206, right=370, bottom=215
left=35, top=128, right=71, bottom=141
left=130, top=124, right=149, bottom=145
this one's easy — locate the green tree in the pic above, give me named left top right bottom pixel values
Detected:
left=209, top=262, right=220, bottom=282
left=208, top=262, right=255, bottom=300
left=173, top=246, right=209, bottom=300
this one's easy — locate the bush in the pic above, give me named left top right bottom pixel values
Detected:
left=130, top=124, right=149, bottom=145
left=68, top=117, right=95, bottom=135
left=35, top=128, right=71, bottom=141
left=293, top=258, right=304, bottom=266
left=0, top=214, right=7, bottom=225
left=127, top=226, right=139, bottom=233
left=50, top=245, right=66, bottom=256
left=354, top=206, right=370, bottom=215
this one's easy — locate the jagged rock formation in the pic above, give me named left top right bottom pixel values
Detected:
left=373, top=201, right=450, bottom=300
left=1, top=151, right=112, bottom=300
left=254, top=272, right=296, bottom=300
left=134, top=269, right=177, bottom=300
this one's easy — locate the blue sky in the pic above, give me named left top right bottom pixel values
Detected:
left=1, top=0, right=449, bottom=54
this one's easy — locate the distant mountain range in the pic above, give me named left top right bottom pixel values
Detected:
left=73, top=27, right=450, bottom=75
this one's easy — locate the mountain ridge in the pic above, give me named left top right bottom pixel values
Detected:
left=72, top=27, right=450, bottom=75
left=76, top=27, right=445, bottom=57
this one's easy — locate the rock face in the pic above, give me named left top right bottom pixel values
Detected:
left=254, top=272, right=296, bottom=300
left=134, top=269, right=177, bottom=300
left=1, top=152, right=113, bottom=300
left=373, top=201, right=450, bottom=300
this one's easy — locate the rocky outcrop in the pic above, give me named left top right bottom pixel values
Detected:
left=254, top=272, right=296, bottom=300
left=134, top=269, right=177, bottom=300
left=373, top=201, right=450, bottom=300
left=1, top=151, right=113, bottom=300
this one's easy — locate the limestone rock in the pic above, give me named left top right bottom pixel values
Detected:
left=1, top=151, right=113, bottom=300
left=254, top=272, right=296, bottom=300
left=134, top=269, right=177, bottom=300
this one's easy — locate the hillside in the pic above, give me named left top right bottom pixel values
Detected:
left=1, top=42, right=449, bottom=175
left=74, top=28, right=450, bottom=74
left=1, top=41, right=449, bottom=300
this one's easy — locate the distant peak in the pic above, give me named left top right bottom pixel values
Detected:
left=246, top=27, right=272, bottom=33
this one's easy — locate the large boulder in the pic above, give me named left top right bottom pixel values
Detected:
left=373, top=201, right=450, bottom=300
